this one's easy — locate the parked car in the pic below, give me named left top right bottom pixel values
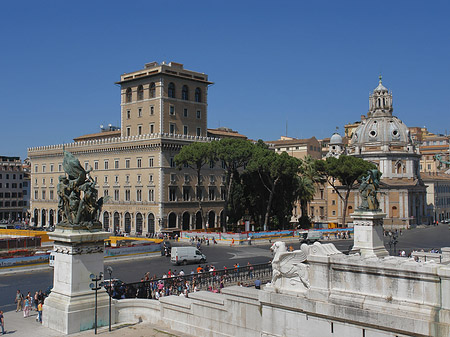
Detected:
left=171, top=246, right=206, bottom=265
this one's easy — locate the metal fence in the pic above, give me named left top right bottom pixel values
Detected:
left=108, top=262, right=272, bottom=299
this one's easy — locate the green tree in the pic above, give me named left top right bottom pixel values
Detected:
left=213, top=138, right=254, bottom=230
left=247, top=143, right=301, bottom=229
left=315, top=155, right=376, bottom=226
left=174, top=142, right=214, bottom=228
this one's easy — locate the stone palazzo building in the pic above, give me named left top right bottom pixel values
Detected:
left=28, top=62, right=228, bottom=235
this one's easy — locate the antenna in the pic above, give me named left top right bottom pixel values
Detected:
left=286, top=120, right=288, bottom=137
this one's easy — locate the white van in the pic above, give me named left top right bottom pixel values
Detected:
left=171, top=247, right=206, bottom=265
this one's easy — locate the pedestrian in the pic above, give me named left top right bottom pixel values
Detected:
left=255, top=279, right=261, bottom=289
left=0, top=310, right=5, bottom=334
left=15, top=290, right=24, bottom=312
left=24, top=295, right=31, bottom=318
left=34, top=292, right=39, bottom=311
left=37, top=301, right=43, bottom=323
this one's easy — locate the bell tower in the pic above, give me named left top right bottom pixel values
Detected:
left=368, top=76, right=393, bottom=117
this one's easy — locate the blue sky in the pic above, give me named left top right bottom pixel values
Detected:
left=1, top=1, right=449, bottom=159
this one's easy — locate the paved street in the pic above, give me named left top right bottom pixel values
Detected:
left=0, top=224, right=448, bottom=313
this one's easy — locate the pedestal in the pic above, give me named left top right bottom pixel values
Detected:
left=350, top=210, right=389, bottom=258
left=42, top=228, right=113, bottom=334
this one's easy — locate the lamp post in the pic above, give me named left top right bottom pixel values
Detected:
left=90, top=272, right=104, bottom=335
left=106, top=266, right=113, bottom=332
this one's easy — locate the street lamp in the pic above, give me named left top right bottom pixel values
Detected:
left=106, top=266, right=113, bottom=332
left=90, top=272, right=104, bottom=335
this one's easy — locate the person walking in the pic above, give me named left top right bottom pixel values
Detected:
left=37, top=301, right=43, bottom=323
left=23, top=295, right=31, bottom=318
left=15, top=290, right=23, bottom=312
left=0, top=310, right=5, bottom=334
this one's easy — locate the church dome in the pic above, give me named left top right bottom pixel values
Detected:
left=330, top=132, right=343, bottom=145
left=350, top=115, right=410, bottom=145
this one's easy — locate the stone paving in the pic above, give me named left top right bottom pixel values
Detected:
left=2, top=308, right=193, bottom=336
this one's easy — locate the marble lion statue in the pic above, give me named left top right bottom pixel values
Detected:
left=269, top=241, right=310, bottom=290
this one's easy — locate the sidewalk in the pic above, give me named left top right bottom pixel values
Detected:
left=2, top=309, right=193, bottom=336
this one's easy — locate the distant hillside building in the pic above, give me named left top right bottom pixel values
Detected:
left=28, top=62, right=229, bottom=234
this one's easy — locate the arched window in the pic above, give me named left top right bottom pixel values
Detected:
left=136, top=213, right=143, bottom=234
left=168, top=82, right=175, bottom=98
left=182, top=85, right=189, bottom=100
left=182, top=212, right=190, bottom=230
left=195, top=211, right=202, bottom=229
left=114, top=212, right=120, bottom=233
left=103, top=212, right=110, bottom=231
left=137, top=85, right=144, bottom=100
left=124, top=212, right=131, bottom=233
left=168, top=212, right=177, bottom=228
left=150, top=82, right=156, bottom=98
left=195, top=88, right=201, bottom=102
left=208, top=211, right=216, bottom=228
left=125, top=88, right=132, bottom=103
left=148, top=213, right=155, bottom=234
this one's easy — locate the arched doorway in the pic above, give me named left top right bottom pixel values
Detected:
left=148, top=213, right=155, bottom=235
left=208, top=211, right=216, bottom=228
left=136, top=213, right=143, bottom=234
left=103, top=212, right=110, bottom=231
left=41, top=209, right=46, bottom=227
left=49, top=209, right=54, bottom=227
left=168, top=212, right=177, bottom=228
left=124, top=213, right=131, bottom=234
left=220, top=210, right=225, bottom=227
left=182, top=212, right=190, bottom=230
left=33, top=209, right=39, bottom=226
left=114, top=212, right=120, bottom=234
left=195, top=211, right=202, bottom=230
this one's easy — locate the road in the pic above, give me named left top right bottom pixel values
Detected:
left=0, top=224, right=448, bottom=311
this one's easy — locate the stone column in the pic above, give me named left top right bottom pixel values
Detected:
left=42, top=228, right=112, bottom=334
left=350, top=210, right=388, bottom=258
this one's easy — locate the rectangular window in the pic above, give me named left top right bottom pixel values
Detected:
left=170, top=157, right=176, bottom=168
left=150, top=106, right=154, bottom=115
left=34, top=190, right=38, bottom=200
left=150, top=123, right=155, bottom=134
left=210, top=175, right=215, bottom=184
left=125, top=175, right=130, bottom=183
left=126, top=127, right=131, bottom=137
left=114, top=160, right=119, bottom=169
left=136, top=189, right=142, bottom=202
left=50, top=190, right=54, bottom=200
left=137, top=158, right=142, bottom=168
left=34, top=165, right=38, bottom=173
left=125, top=189, right=130, bottom=201
left=138, top=108, right=142, bottom=117
left=170, top=173, right=176, bottom=183
left=50, top=164, right=54, bottom=172
left=42, top=165, right=46, bottom=173
left=127, top=110, right=131, bottom=119
left=320, top=189, right=324, bottom=199
left=332, top=200, right=336, bottom=205
left=58, top=164, right=62, bottom=172
left=184, top=174, right=190, bottom=184
left=42, top=178, right=45, bottom=185
left=84, top=162, right=89, bottom=170
left=104, top=176, right=108, bottom=183
left=221, top=187, right=226, bottom=200
left=209, top=161, right=215, bottom=169
left=169, top=105, right=175, bottom=115
left=104, top=160, right=109, bottom=170
left=197, top=187, right=203, bottom=201
left=196, top=110, right=201, bottom=119
left=149, top=157, right=154, bottom=167
left=137, top=174, right=141, bottom=183
left=138, top=125, right=142, bottom=135
left=94, top=161, right=99, bottom=170
left=170, top=123, right=175, bottom=134
left=50, top=178, right=53, bottom=185
left=104, top=189, right=109, bottom=197
left=183, top=187, right=190, bottom=201
left=148, top=188, right=154, bottom=202
left=125, top=159, right=130, bottom=169
left=114, top=189, right=119, bottom=201
left=42, top=190, right=46, bottom=200
left=149, top=174, right=154, bottom=182
left=183, top=108, right=188, bottom=117
left=209, top=187, right=215, bottom=201
left=169, top=187, right=177, bottom=201
left=332, top=210, right=336, bottom=216
left=183, top=125, right=188, bottom=135
left=115, top=175, right=119, bottom=183
left=196, top=128, right=201, bottom=136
